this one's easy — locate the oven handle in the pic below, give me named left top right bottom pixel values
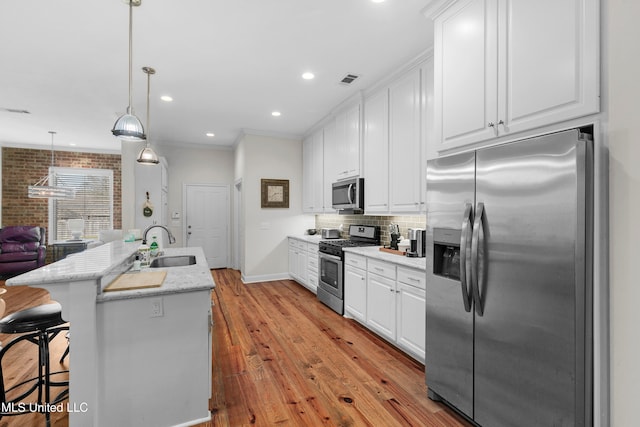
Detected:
left=319, top=252, right=342, bottom=262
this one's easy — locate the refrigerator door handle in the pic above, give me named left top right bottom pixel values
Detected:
left=459, top=203, right=473, bottom=312
left=471, top=202, right=486, bottom=316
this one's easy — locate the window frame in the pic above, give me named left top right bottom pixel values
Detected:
left=47, top=166, right=114, bottom=244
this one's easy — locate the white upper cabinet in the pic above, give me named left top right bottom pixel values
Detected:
left=426, top=0, right=599, bottom=151
left=389, top=68, right=422, bottom=213
left=335, top=104, right=361, bottom=181
left=302, top=137, right=315, bottom=213
left=322, top=120, right=338, bottom=213
left=364, top=63, right=427, bottom=214
left=302, top=129, right=325, bottom=214
left=363, top=88, right=390, bottom=213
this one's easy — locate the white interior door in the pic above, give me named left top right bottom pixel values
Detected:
left=184, top=184, right=229, bottom=269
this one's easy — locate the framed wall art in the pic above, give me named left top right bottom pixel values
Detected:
left=261, top=179, right=289, bottom=208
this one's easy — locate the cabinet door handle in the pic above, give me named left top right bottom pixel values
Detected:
left=488, top=122, right=495, bottom=127
left=498, top=119, right=504, bottom=125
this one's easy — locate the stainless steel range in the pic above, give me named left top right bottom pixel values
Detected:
left=317, top=224, right=380, bottom=314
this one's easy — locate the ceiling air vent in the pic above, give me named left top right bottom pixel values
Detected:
left=2, top=108, right=31, bottom=114
left=339, top=73, right=360, bottom=86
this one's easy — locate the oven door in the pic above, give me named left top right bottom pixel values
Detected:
left=319, top=252, right=343, bottom=298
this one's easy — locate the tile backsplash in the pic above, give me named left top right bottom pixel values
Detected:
left=315, top=214, right=426, bottom=246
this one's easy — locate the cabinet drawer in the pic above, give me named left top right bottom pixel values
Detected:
left=308, top=255, right=319, bottom=270
left=397, top=266, right=426, bottom=290
left=345, top=253, right=367, bottom=270
left=289, top=238, right=305, bottom=250
left=307, top=242, right=319, bottom=253
left=367, top=258, right=396, bottom=280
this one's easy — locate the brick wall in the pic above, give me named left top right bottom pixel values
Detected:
left=2, top=147, right=122, bottom=238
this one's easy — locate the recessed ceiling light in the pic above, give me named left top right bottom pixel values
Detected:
left=69, top=142, right=77, bottom=146
left=272, top=111, right=281, bottom=117
left=160, top=95, right=173, bottom=102
left=206, top=132, right=215, bottom=137
left=371, top=0, right=385, bottom=3
left=302, top=72, right=315, bottom=80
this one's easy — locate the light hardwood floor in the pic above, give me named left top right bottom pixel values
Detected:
left=0, top=270, right=469, bottom=427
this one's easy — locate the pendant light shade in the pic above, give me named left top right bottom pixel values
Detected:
left=112, top=107, right=145, bottom=141
left=137, top=66, right=160, bottom=165
left=112, top=0, right=145, bottom=141
left=28, top=131, right=76, bottom=199
left=137, top=146, right=159, bottom=164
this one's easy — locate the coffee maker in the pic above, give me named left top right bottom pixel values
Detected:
left=406, top=228, right=426, bottom=258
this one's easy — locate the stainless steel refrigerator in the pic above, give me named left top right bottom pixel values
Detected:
left=425, top=129, right=593, bottom=427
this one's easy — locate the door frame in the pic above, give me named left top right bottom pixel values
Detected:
left=233, top=179, right=243, bottom=271
left=182, top=183, right=230, bottom=268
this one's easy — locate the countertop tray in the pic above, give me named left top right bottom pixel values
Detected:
left=104, top=270, right=167, bottom=292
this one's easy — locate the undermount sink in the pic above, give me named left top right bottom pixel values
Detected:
left=149, top=255, right=196, bottom=268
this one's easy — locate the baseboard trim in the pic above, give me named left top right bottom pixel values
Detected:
left=241, top=272, right=292, bottom=284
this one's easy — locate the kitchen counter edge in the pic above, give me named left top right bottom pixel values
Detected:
left=342, top=246, right=427, bottom=271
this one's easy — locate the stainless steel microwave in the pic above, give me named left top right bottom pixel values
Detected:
left=331, top=177, right=364, bottom=213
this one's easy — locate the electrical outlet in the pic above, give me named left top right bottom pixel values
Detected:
left=150, top=298, right=163, bottom=317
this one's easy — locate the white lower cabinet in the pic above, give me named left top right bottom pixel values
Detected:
left=367, top=271, right=397, bottom=341
left=306, top=242, right=319, bottom=294
left=288, top=238, right=307, bottom=285
left=396, top=267, right=426, bottom=361
left=343, top=253, right=426, bottom=363
left=288, top=238, right=321, bottom=294
left=344, top=254, right=367, bottom=322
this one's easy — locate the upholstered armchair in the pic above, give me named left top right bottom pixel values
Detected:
left=0, top=226, right=46, bottom=278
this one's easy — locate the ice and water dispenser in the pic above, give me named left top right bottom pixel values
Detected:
left=432, top=228, right=461, bottom=281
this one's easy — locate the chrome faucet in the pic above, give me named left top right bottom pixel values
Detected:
left=142, top=225, right=176, bottom=245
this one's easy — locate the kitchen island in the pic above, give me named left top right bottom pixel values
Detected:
left=6, top=241, right=215, bottom=427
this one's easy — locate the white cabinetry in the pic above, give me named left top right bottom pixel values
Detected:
left=344, top=251, right=427, bottom=363
left=366, top=259, right=397, bottom=341
left=302, top=130, right=324, bottom=213
left=389, top=68, right=423, bottom=213
left=396, top=266, right=426, bottom=361
left=363, top=89, right=390, bottom=213
left=335, top=104, right=361, bottom=181
left=426, top=0, right=599, bottom=151
left=344, top=253, right=367, bottom=322
left=288, top=238, right=307, bottom=285
left=306, top=242, right=319, bottom=294
left=364, top=66, right=426, bottom=214
left=322, top=120, right=337, bottom=213
left=288, top=238, right=320, bottom=294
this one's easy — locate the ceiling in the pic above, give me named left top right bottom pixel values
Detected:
left=0, top=0, right=433, bottom=153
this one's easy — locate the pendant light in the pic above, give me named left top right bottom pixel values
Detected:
left=111, top=0, right=145, bottom=141
left=137, top=66, right=160, bottom=165
left=28, top=131, right=76, bottom=199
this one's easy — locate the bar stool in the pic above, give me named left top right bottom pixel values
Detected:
left=0, top=302, right=69, bottom=426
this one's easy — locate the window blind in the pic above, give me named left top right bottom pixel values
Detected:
left=50, top=167, right=114, bottom=241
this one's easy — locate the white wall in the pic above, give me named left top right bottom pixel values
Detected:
left=158, top=145, right=235, bottom=247
left=234, top=133, right=314, bottom=282
left=121, top=143, right=235, bottom=249
left=606, top=0, right=639, bottom=425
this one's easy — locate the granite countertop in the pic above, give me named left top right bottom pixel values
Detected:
left=343, top=246, right=427, bottom=271
left=6, top=240, right=140, bottom=287
left=288, top=234, right=323, bottom=244
left=6, top=241, right=215, bottom=302
left=97, top=246, right=215, bottom=302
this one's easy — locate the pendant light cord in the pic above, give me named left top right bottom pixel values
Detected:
left=128, top=0, right=134, bottom=113
left=49, top=131, right=56, bottom=169
left=146, top=69, right=151, bottom=145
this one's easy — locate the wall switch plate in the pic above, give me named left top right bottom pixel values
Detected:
left=150, top=298, right=163, bottom=317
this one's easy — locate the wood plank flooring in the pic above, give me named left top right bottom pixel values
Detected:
left=203, top=269, right=469, bottom=427
left=0, top=270, right=470, bottom=426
